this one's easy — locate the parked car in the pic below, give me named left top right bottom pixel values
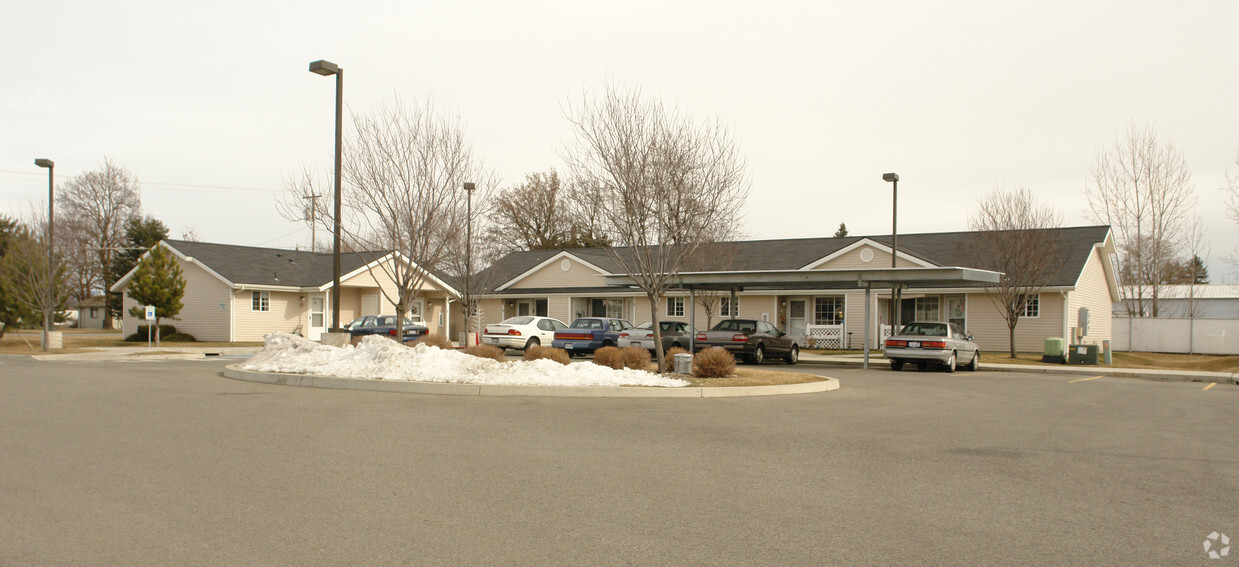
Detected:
left=551, top=317, right=634, bottom=357
left=348, top=315, right=429, bottom=344
left=620, top=321, right=696, bottom=353
left=695, top=318, right=799, bottom=365
left=482, top=316, right=568, bottom=351
left=884, top=321, right=979, bottom=372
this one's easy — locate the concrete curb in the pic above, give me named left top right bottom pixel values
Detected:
left=799, top=356, right=1238, bottom=384
left=221, top=364, right=841, bottom=398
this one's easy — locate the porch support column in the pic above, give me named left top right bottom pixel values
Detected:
left=863, top=284, right=871, bottom=369
left=445, top=297, right=452, bottom=340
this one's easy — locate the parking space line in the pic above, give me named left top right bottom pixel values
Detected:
left=1203, top=382, right=1216, bottom=391
left=1068, top=375, right=1103, bottom=384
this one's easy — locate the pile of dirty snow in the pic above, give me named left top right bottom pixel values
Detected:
left=239, top=333, right=689, bottom=388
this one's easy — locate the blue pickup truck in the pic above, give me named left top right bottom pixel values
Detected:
left=347, top=315, right=429, bottom=344
left=551, top=317, right=634, bottom=357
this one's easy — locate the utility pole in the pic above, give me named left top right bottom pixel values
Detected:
left=302, top=194, right=321, bottom=252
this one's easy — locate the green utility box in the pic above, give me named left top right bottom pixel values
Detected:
left=1068, top=344, right=1100, bottom=365
left=1042, top=338, right=1066, bottom=364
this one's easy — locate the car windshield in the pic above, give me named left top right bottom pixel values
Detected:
left=712, top=319, right=757, bottom=333
left=570, top=319, right=604, bottom=329
left=899, top=322, right=947, bottom=337
left=502, top=317, right=535, bottom=325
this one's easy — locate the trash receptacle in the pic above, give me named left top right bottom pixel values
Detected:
left=673, top=353, right=694, bottom=374
left=1042, top=338, right=1066, bottom=364
left=1068, top=344, right=1099, bottom=365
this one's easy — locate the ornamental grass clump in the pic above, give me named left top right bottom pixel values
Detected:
left=413, top=334, right=453, bottom=349
left=620, top=346, right=651, bottom=370
left=523, top=345, right=570, bottom=365
left=462, top=344, right=506, bottom=361
left=692, top=347, right=736, bottom=378
left=663, top=346, right=689, bottom=372
left=592, top=346, right=624, bottom=369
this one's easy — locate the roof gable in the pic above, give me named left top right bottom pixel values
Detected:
left=495, top=251, right=610, bottom=291
left=800, top=239, right=937, bottom=270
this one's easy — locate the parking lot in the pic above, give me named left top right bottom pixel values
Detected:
left=1, top=355, right=1235, bottom=565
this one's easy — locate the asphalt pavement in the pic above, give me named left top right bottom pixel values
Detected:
left=1, top=356, right=1235, bottom=565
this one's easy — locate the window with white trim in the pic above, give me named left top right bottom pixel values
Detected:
left=251, top=291, right=270, bottom=312
left=666, top=297, right=684, bottom=317
left=813, top=297, right=844, bottom=325
left=1020, top=294, right=1040, bottom=318
left=721, top=297, right=739, bottom=317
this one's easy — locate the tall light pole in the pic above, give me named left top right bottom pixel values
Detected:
left=462, top=182, right=476, bottom=344
left=35, top=158, right=54, bottom=351
left=883, top=172, right=900, bottom=336
left=309, top=59, right=343, bottom=332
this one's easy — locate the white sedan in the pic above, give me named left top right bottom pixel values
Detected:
left=482, top=316, right=568, bottom=351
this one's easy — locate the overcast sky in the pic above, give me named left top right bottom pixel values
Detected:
left=4, top=0, right=1237, bottom=281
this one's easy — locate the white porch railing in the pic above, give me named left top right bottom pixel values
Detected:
left=804, top=324, right=844, bottom=349
left=880, top=325, right=893, bottom=348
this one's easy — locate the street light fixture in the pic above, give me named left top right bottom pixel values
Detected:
left=35, top=158, right=54, bottom=351
left=883, top=172, right=900, bottom=337
left=309, top=59, right=343, bottom=332
left=462, top=182, right=476, bottom=345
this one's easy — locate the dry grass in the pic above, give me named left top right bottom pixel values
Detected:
left=692, top=347, right=736, bottom=378
left=462, top=344, right=507, bottom=361
left=620, top=346, right=651, bottom=370
left=679, top=367, right=830, bottom=387
left=523, top=345, right=570, bottom=365
left=591, top=346, right=624, bottom=369
left=412, top=334, right=453, bottom=349
left=0, top=330, right=260, bottom=355
left=975, top=352, right=1239, bottom=373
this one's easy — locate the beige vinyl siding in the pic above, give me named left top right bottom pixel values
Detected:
left=1067, top=247, right=1114, bottom=344
left=475, top=298, right=507, bottom=325
left=811, top=246, right=924, bottom=270
left=119, top=256, right=232, bottom=342
left=965, top=291, right=1066, bottom=353
left=232, top=290, right=303, bottom=341
left=507, top=258, right=605, bottom=289
left=341, top=259, right=428, bottom=316
left=843, top=290, right=880, bottom=349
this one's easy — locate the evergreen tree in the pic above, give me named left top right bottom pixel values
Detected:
left=125, top=243, right=184, bottom=346
left=0, top=215, right=38, bottom=339
left=107, top=216, right=169, bottom=321
left=833, top=223, right=849, bottom=238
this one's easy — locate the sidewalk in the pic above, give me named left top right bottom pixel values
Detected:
left=31, top=346, right=260, bottom=362
left=799, top=352, right=1239, bottom=384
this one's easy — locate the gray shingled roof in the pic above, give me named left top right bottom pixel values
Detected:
left=162, top=240, right=456, bottom=290
left=478, top=225, right=1111, bottom=292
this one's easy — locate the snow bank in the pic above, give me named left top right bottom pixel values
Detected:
left=239, top=333, right=689, bottom=388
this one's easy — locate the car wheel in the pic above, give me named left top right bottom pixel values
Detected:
left=524, top=337, right=540, bottom=350
left=943, top=351, right=956, bottom=373
left=602, top=340, right=614, bottom=348
left=785, top=345, right=799, bottom=365
left=966, top=350, right=980, bottom=371
left=890, top=359, right=904, bottom=371
left=750, top=344, right=765, bottom=365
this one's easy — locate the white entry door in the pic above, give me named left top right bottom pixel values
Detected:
left=787, top=298, right=808, bottom=341
left=308, top=296, right=326, bottom=340
left=361, top=294, right=379, bottom=316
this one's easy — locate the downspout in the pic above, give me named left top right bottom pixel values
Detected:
left=1061, top=291, right=1070, bottom=344
left=234, top=285, right=246, bottom=343
left=445, top=297, right=453, bottom=340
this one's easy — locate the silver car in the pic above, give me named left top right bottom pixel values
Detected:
left=884, top=321, right=980, bottom=372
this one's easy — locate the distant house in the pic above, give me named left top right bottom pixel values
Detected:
left=110, top=240, right=462, bottom=342
left=472, top=226, right=1120, bottom=354
left=74, top=296, right=116, bottom=329
left=1114, top=284, right=1239, bottom=319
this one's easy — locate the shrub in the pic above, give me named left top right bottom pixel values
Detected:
left=692, top=347, right=736, bottom=378
left=592, top=346, right=624, bottom=369
left=663, top=346, right=689, bottom=372
left=621, top=346, right=651, bottom=370
left=413, top=333, right=453, bottom=349
left=523, top=345, right=570, bottom=365
left=463, top=344, right=506, bottom=361
left=124, top=324, right=178, bottom=342
left=161, top=332, right=197, bottom=342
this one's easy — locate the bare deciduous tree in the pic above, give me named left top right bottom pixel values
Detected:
left=483, top=169, right=610, bottom=253
left=564, top=82, right=749, bottom=372
left=283, top=97, right=488, bottom=338
left=965, top=186, right=1062, bottom=358
left=0, top=220, right=70, bottom=350
left=1225, top=151, right=1239, bottom=267
left=59, top=158, right=142, bottom=328
left=1085, top=124, right=1195, bottom=317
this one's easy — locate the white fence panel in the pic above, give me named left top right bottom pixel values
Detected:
left=1113, top=318, right=1239, bottom=355
left=805, top=325, right=844, bottom=349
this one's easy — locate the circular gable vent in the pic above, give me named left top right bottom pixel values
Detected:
left=560, top=259, right=571, bottom=271
left=860, top=248, right=874, bottom=263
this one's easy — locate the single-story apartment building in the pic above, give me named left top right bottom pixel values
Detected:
left=74, top=296, right=118, bottom=329
left=111, top=240, right=462, bottom=342
left=472, top=226, right=1120, bottom=354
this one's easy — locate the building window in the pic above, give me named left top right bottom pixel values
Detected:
left=89, top=307, right=98, bottom=318
left=915, top=296, right=940, bottom=321
left=721, top=297, right=739, bottom=317
left=666, top=297, right=684, bottom=317
left=1021, top=294, right=1040, bottom=318
left=813, top=297, right=844, bottom=325
left=251, top=291, right=270, bottom=312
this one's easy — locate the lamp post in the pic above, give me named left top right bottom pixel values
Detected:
left=462, top=182, right=476, bottom=344
left=309, top=59, right=343, bottom=332
left=883, top=172, right=900, bottom=338
left=35, top=158, right=54, bottom=351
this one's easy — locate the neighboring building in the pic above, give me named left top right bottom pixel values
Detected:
left=110, top=240, right=462, bottom=342
left=473, top=226, right=1120, bottom=354
left=74, top=296, right=117, bottom=329
left=1113, top=284, right=1239, bottom=319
